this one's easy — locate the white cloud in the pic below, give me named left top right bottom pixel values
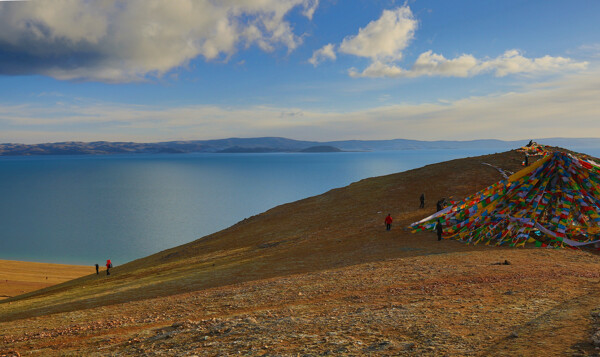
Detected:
left=349, top=49, right=588, bottom=78
left=481, top=50, right=588, bottom=77
left=339, top=6, right=417, bottom=61
left=308, top=43, right=336, bottom=66
left=328, top=5, right=587, bottom=78
left=301, top=0, right=319, bottom=20
left=348, top=61, right=404, bottom=78
left=0, top=0, right=318, bottom=82
left=410, top=51, right=479, bottom=77
left=2, top=70, right=600, bottom=143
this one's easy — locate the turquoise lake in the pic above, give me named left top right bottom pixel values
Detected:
left=1, top=147, right=598, bottom=265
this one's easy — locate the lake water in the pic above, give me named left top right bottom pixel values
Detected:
left=2, top=147, right=599, bottom=265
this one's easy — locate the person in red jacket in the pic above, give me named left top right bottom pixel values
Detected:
left=106, top=259, right=112, bottom=275
left=384, top=214, right=393, bottom=231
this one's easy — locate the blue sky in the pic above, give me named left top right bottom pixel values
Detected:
left=0, top=0, right=598, bottom=144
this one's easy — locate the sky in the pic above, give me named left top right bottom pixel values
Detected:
left=0, top=0, right=599, bottom=144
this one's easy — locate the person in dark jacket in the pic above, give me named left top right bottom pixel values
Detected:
left=384, top=214, right=393, bottom=231
left=419, top=193, right=425, bottom=209
left=95, top=263, right=99, bottom=275
left=436, top=219, right=443, bottom=241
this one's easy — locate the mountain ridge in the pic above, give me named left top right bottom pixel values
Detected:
left=2, top=136, right=600, bottom=156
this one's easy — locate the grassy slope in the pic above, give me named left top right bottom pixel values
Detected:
left=0, top=150, right=521, bottom=319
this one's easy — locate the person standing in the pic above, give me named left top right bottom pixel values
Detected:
left=436, top=219, right=443, bottom=241
left=384, top=214, right=393, bottom=231
left=95, top=263, right=99, bottom=275
left=419, top=193, right=425, bottom=209
left=106, top=259, right=111, bottom=275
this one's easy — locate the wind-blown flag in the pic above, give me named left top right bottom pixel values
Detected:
left=410, top=145, right=600, bottom=248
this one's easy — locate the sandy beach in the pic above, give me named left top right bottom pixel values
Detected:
left=0, top=260, right=92, bottom=300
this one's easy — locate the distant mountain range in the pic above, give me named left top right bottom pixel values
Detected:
left=1, top=137, right=599, bottom=156
left=216, top=145, right=343, bottom=153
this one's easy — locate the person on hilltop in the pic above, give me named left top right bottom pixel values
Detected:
left=436, top=219, right=443, bottom=241
left=384, top=214, right=393, bottom=231
left=95, top=263, right=99, bottom=275
left=419, top=193, right=425, bottom=209
left=106, top=259, right=112, bottom=275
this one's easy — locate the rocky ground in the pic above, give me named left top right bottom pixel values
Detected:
left=2, top=148, right=600, bottom=356
left=3, top=247, right=600, bottom=356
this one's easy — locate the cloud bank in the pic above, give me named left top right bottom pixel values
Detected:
left=349, top=49, right=588, bottom=78
left=2, top=71, right=599, bottom=143
left=0, top=0, right=319, bottom=82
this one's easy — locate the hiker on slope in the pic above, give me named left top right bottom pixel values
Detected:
left=106, top=259, right=112, bottom=275
left=419, top=193, right=425, bottom=209
left=436, top=219, right=443, bottom=241
left=384, top=214, right=393, bottom=231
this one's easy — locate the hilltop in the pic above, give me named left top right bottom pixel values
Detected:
left=2, top=148, right=600, bottom=356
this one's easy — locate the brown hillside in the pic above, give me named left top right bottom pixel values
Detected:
left=2, top=149, right=600, bottom=356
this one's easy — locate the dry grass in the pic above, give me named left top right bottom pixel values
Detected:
left=0, top=260, right=91, bottom=300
